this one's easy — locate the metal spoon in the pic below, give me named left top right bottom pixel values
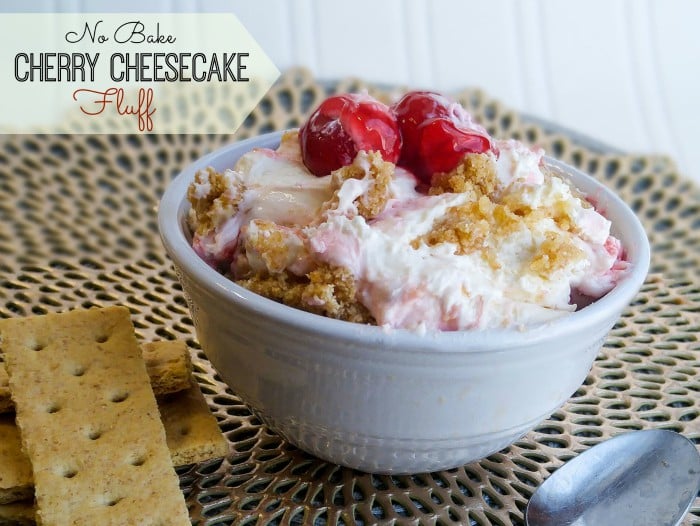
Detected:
left=525, top=429, right=700, bottom=526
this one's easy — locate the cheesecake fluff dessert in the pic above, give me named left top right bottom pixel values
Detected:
left=187, top=92, right=629, bottom=331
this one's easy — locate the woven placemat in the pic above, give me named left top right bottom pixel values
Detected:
left=0, top=67, right=698, bottom=526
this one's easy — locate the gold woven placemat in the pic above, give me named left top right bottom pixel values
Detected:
left=0, top=68, right=698, bottom=526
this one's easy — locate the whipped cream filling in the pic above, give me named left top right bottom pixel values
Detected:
left=192, top=148, right=334, bottom=266
left=307, top=195, right=574, bottom=330
left=190, top=134, right=628, bottom=331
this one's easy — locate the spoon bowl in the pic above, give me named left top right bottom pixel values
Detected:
left=526, top=429, right=700, bottom=526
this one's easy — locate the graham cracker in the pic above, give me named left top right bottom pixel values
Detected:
left=0, top=306, right=190, bottom=526
left=0, top=499, right=34, bottom=526
left=0, top=370, right=10, bottom=414
left=0, top=341, right=192, bottom=415
left=0, top=416, right=32, bottom=505
left=141, top=340, right=192, bottom=396
left=160, top=383, right=229, bottom=466
left=0, top=379, right=229, bottom=505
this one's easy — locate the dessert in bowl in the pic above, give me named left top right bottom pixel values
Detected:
left=158, top=91, right=650, bottom=473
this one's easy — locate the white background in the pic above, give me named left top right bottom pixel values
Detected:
left=7, top=0, right=699, bottom=184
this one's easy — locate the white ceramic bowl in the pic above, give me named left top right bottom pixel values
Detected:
left=158, top=131, right=650, bottom=474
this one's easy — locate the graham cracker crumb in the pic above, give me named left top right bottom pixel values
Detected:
left=530, top=232, right=586, bottom=277
left=303, top=265, right=373, bottom=323
left=413, top=196, right=521, bottom=270
left=187, top=167, right=242, bottom=236
left=501, top=170, right=580, bottom=232
left=242, top=220, right=307, bottom=275
left=417, top=157, right=590, bottom=275
left=327, top=151, right=394, bottom=219
left=236, top=272, right=305, bottom=306
left=429, top=153, right=498, bottom=199
left=237, top=265, right=374, bottom=324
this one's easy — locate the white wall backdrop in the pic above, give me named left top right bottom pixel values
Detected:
left=7, top=0, right=700, bottom=184
left=232, top=0, right=699, bottom=184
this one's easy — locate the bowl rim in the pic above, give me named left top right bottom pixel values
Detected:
left=158, top=130, right=651, bottom=353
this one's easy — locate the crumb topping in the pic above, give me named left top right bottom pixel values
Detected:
left=412, top=196, right=521, bottom=270
left=242, top=220, right=307, bottom=275
left=501, top=169, right=593, bottom=235
left=187, top=167, right=242, bottom=236
left=529, top=231, right=586, bottom=277
left=415, top=157, right=589, bottom=274
left=236, top=264, right=374, bottom=324
left=326, top=151, right=394, bottom=219
left=429, top=153, right=498, bottom=199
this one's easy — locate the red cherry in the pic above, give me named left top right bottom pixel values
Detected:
left=392, top=91, right=492, bottom=183
left=393, top=91, right=451, bottom=171
left=418, top=118, right=493, bottom=176
left=299, top=93, right=401, bottom=177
